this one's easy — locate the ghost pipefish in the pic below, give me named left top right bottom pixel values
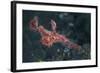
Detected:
left=29, top=16, right=81, bottom=51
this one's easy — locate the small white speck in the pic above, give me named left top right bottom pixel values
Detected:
left=69, top=23, right=74, bottom=27
left=64, top=48, right=69, bottom=53
left=57, top=49, right=60, bottom=52
left=32, top=54, right=34, bottom=57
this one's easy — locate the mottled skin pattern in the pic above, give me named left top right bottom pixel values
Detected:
left=29, top=16, right=81, bottom=50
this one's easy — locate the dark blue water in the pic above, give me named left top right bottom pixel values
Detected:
left=22, top=10, right=91, bottom=63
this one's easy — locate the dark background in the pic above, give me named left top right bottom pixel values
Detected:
left=22, top=10, right=91, bottom=63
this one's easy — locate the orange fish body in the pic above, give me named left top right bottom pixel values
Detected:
left=29, top=16, right=81, bottom=50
